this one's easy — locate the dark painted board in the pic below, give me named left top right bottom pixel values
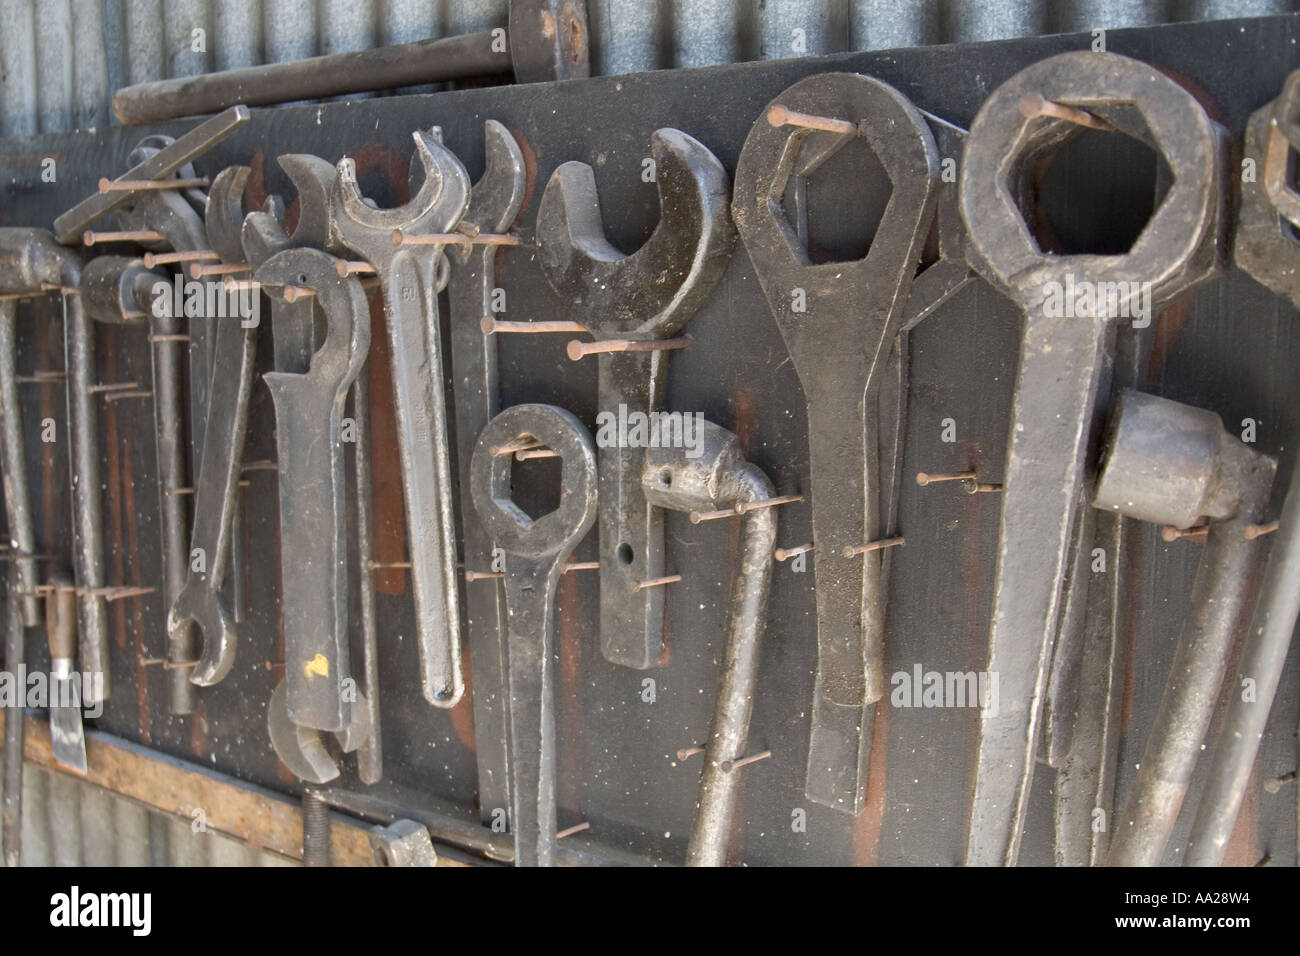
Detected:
left=1, top=14, right=1297, bottom=865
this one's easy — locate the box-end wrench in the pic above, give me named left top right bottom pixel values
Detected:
left=536, top=128, right=734, bottom=670
left=256, top=245, right=369, bottom=739
left=446, top=120, right=527, bottom=821
left=166, top=166, right=259, bottom=687
left=959, top=51, right=1229, bottom=865
left=0, top=229, right=77, bottom=628
left=331, top=130, right=470, bottom=707
left=638, top=422, right=777, bottom=866
left=470, top=404, right=598, bottom=867
left=733, top=73, right=939, bottom=813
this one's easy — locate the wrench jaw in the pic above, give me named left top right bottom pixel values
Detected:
left=241, top=154, right=340, bottom=268
left=169, top=577, right=238, bottom=688
left=536, top=129, right=735, bottom=671
left=958, top=51, right=1230, bottom=867
left=733, top=72, right=940, bottom=814
left=266, top=681, right=373, bottom=786
left=455, top=120, right=528, bottom=260
left=257, top=248, right=370, bottom=735
left=204, top=165, right=252, bottom=265
left=470, top=405, right=598, bottom=867
left=331, top=131, right=470, bottom=710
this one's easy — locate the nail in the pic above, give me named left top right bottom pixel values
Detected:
left=389, top=230, right=469, bottom=247
left=515, top=448, right=559, bottom=461
left=17, top=371, right=67, bottom=384
left=103, top=389, right=153, bottom=403
left=1162, top=525, right=1208, bottom=542
left=843, top=536, right=905, bottom=557
left=143, top=250, right=219, bottom=267
left=1018, top=94, right=1115, bottom=131
left=566, top=336, right=691, bottom=361
left=83, top=229, right=165, bottom=245
left=766, top=104, right=858, bottom=136
left=632, top=574, right=681, bottom=592
left=189, top=262, right=251, bottom=278
left=916, top=470, right=976, bottom=486
left=82, top=584, right=155, bottom=601
left=167, top=486, right=195, bottom=496
left=368, top=560, right=412, bottom=570
left=481, top=316, right=588, bottom=335
left=564, top=561, right=600, bottom=572
left=690, top=507, right=739, bottom=523
left=283, top=286, right=315, bottom=303
left=99, top=176, right=210, bottom=193
left=736, top=493, right=803, bottom=514
left=720, top=750, right=772, bottom=772
left=147, top=333, right=190, bottom=343
left=676, top=746, right=705, bottom=760
left=1245, top=520, right=1280, bottom=540
left=492, top=437, right=544, bottom=457
left=464, top=569, right=504, bottom=581
left=1264, top=770, right=1295, bottom=794
left=963, top=481, right=1002, bottom=495
left=241, top=460, right=278, bottom=473
left=774, top=543, right=813, bottom=562
left=86, top=381, right=140, bottom=394
left=221, top=279, right=259, bottom=293
left=336, top=260, right=376, bottom=277
left=556, top=821, right=590, bottom=840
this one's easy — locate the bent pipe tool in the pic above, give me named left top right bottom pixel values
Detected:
left=637, top=421, right=776, bottom=866
left=470, top=404, right=598, bottom=867
left=1094, top=391, right=1275, bottom=866
left=257, top=247, right=371, bottom=782
left=446, top=119, right=527, bottom=822
left=536, top=128, right=735, bottom=671
left=733, top=73, right=939, bottom=813
left=115, top=183, right=214, bottom=713
left=959, top=51, right=1229, bottom=866
left=1184, top=77, right=1300, bottom=866
left=332, top=129, right=469, bottom=708
left=0, top=228, right=76, bottom=629
left=165, top=165, right=259, bottom=689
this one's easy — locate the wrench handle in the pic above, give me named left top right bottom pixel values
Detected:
left=380, top=252, right=463, bottom=706
left=0, top=301, right=41, bottom=627
left=503, top=560, right=562, bottom=867
left=967, top=313, right=1111, bottom=866
left=265, top=373, right=352, bottom=733
left=594, top=350, right=668, bottom=669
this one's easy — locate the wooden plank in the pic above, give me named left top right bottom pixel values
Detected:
left=1, top=710, right=462, bottom=866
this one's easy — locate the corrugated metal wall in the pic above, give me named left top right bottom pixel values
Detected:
left=1, top=0, right=1296, bottom=137
left=0, top=764, right=294, bottom=865
left=1, top=0, right=1295, bottom=866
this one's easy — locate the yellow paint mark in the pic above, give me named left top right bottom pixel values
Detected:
left=304, top=654, right=329, bottom=678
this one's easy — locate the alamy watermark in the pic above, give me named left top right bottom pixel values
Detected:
left=595, top=404, right=705, bottom=459
left=890, top=664, right=999, bottom=717
left=1041, top=272, right=1152, bottom=328
left=0, top=666, right=103, bottom=718
left=151, top=274, right=260, bottom=328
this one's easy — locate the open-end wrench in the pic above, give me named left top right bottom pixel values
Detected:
left=166, top=166, right=259, bottom=687
left=446, top=120, right=527, bottom=821
left=0, top=229, right=76, bottom=628
left=331, top=130, right=470, bottom=707
left=115, top=185, right=211, bottom=713
left=732, top=73, right=939, bottom=813
left=536, top=129, right=734, bottom=671
left=256, top=246, right=369, bottom=738
left=470, top=404, right=598, bottom=867
left=959, top=51, right=1229, bottom=865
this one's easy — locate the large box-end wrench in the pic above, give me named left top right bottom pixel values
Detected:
left=257, top=246, right=370, bottom=744
left=959, top=51, right=1229, bottom=865
left=446, top=120, right=527, bottom=822
left=732, top=73, right=939, bottom=813
left=166, top=166, right=259, bottom=687
left=536, top=129, right=734, bottom=670
left=470, top=404, right=598, bottom=867
left=332, top=130, right=470, bottom=707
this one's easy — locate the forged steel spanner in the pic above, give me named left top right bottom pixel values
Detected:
left=733, top=73, right=940, bottom=813
left=536, top=128, right=734, bottom=671
left=332, top=129, right=470, bottom=708
left=959, top=51, right=1228, bottom=865
left=470, top=404, right=598, bottom=867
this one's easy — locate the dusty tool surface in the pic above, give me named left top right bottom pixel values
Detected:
left=1, top=14, right=1298, bottom=865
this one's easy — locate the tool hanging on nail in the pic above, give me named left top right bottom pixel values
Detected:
left=733, top=73, right=940, bottom=815
left=638, top=421, right=777, bottom=866
left=959, top=51, right=1229, bottom=866
left=536, top=127, right=735, bottom=672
